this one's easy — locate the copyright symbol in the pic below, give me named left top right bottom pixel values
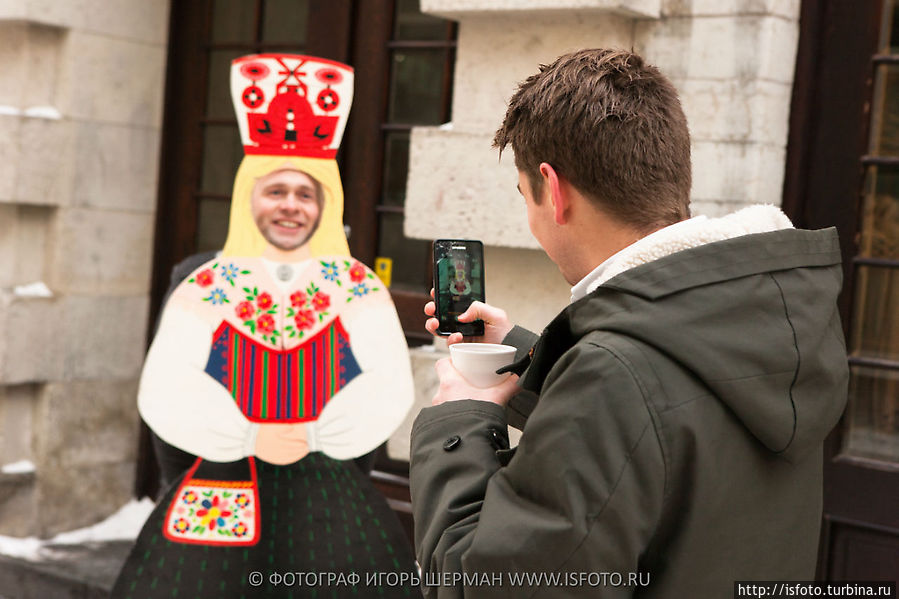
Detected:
left=248, top=571, right=263, bottom=587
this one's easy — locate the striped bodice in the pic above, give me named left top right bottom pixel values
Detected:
left=204, top=316, right=362, bottom=422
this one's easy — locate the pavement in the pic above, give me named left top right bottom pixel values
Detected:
left=0, top=540, right=131, bottom=599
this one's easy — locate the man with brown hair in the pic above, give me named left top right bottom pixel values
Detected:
left=411, top=48, right=848, bottom=597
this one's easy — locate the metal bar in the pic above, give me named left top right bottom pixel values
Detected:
left=860, top=154, right=899, bottom=166
left=386, top=40, right=457, bottom=49
left=848, top=355, right=899, bottom=371
left=200, top=118, right=238, bottom=126
left=872, top=53, right=899, bottom=64
left=206, top=42, right=310, bottom=51
left=824, top=512, right=899, bottom=534
left=193, top=192, right=232, bottom=201
left=380, top=123, right=415, bottom=132
left=852, top=256, right=899, bottom=267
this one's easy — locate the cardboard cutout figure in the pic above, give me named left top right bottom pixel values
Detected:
left=112, top=55, right=417, bottom=598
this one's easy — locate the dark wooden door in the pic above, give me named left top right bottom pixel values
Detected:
left=139, top=1, right=456, bottom=514
left=784, top=0, right=899, bottom=581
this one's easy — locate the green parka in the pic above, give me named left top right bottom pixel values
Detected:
left=409, top=227, right=848, bottom=598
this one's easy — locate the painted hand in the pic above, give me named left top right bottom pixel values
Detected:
left=255, top=423, right=309, bottom=465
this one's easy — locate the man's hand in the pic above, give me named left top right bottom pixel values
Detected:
left=432, top=358, right=520, bottom=407
left=424, top=289, right=514, bottom=346
left=255, top=423, right=309, bottom=464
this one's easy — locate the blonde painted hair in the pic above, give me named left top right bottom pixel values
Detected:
left=221, top=155, right=351, bottom=258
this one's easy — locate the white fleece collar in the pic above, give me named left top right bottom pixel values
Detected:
left=570, top=204, right=794, bottom=302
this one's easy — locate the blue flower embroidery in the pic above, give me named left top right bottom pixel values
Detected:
left=321, top=261, right=340, bottom=282
left=220, top=263, right=240, bottom=284
left=350, top=283, right=369, bottom=297
left=206, top=288, right=229, bottom=305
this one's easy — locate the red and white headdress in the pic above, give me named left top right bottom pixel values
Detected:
left=230, top=54, right=354, bottom=159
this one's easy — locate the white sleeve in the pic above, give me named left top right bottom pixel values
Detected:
left=305, top=303, right=414, bottom=459
left=138, top=303, right=260, bottom=462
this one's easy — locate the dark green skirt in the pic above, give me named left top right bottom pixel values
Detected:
left=112, top=453, right=419, bottom=598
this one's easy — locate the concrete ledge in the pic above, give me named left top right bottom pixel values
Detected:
left=422, top=0, right=660, bottom=19
left=0, top=472, right=36, bottom=538
left=405, top=127, right=538, bottom=249
left=0, top=540, right=131, bottom=599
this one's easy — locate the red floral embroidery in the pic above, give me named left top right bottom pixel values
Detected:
left=195, top=496, right=232, bottom=531
left=236, top=301, right=255, bottom=320
left=290, top=290, right=306, bottom=308
left=196, top=269, right=214, bottom=287
left=256, top=292, right=273, bottom=310
left=257, top=314, right=275, bottom=334
left=349, top=262, right=366, bottom=283
left=311, top=291, right=330, bottom=312
left=295, top=310, right=316, bottom=330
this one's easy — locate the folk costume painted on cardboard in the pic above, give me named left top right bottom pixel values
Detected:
left=112, top=54, right=417, bottom=599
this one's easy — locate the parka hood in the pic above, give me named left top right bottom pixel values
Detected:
left=516, top=210, right=848, bottom=461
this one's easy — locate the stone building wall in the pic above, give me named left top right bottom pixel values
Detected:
left=0, top=0, right=170, bottom=537
left=390, top=0, right=802, bottom=459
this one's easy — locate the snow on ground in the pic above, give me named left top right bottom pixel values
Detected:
left=0, top=498, right=155, bottom=561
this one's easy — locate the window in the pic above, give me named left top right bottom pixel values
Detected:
left=842, top=0, right=899, bottom=464
left=150, top=1, right=455, bottom=346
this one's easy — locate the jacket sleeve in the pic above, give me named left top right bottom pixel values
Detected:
left=138, top=300, right=260, bottom=462
left=502, top=325, right=539, bottom=363
left=409, top=342, right=665, bottom=598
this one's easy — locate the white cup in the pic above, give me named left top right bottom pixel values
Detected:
left=449, top=343, right=517, bottom=388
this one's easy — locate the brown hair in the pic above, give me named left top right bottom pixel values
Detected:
left=493, top=48, right=691, bottom=231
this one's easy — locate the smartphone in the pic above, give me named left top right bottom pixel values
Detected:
left=433, top=239, right=485, bottom=337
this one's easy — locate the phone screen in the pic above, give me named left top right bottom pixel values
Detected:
left=433, top=239, right=485, bottom=336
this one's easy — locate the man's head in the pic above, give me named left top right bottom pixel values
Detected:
left=494, top=48, right=692, bottom=233
left=250, top=168, right=324, bottom=251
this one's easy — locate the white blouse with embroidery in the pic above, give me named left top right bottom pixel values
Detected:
left=138, top=255, right=414, bottom=463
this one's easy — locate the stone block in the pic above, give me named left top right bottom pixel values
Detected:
left=678, top=78, right=793, bottom=145
left=690, top=140, right=786, bottom=206
left=33, top=380, right=139, bottom=469
left=0, top=0, right=27, bottom=19
left=47, top=207, right=154, bottom=296
left=0, top=292, right=64, bottom=385
left=484, top=246, right=570, bottom=332
left=387, top=346, right=443, bottom=462
left=0, top=22, right=27, bottom=107
left=423, top=0, right=660, bottom=18
left=452, top=13, right=634, bottom=131
left=0, top=115, right=21, bottom=202
left=22, top=23, right=67, bottom=110
left=35, top=461, right=135, bottom=537
left=0, top=21, right=67, bottom=109
left=690, top=198, right=759, bottom=218
left=0, top=204, right=53, bottom=289
left=0, top=383, right=39, bottom=466
left=0, top=206, right=16, bottom=287
left=16, top=116, right=75, bottom=207
left=56, top=294, right=150, bottom=381
left=661, top=0, right=800, bottom=19
left=71, top=121, right=162, bottom=213
left=0, top=0, right=170, bottom=45
left=636, top=15, right=799, bottom=84
left=405, top=127, right=538, bottom=249
left=0, top=471, right=37, bottom=537
left=57, top=31, right=167, bottom=128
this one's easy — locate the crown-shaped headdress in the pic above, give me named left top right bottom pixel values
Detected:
left=230, top=54, right=354, bottom=159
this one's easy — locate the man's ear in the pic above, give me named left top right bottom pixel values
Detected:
left=539, top=162, right=569, bottom=225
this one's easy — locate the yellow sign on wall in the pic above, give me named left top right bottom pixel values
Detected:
left=374, top=257, right=393, bottom=288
